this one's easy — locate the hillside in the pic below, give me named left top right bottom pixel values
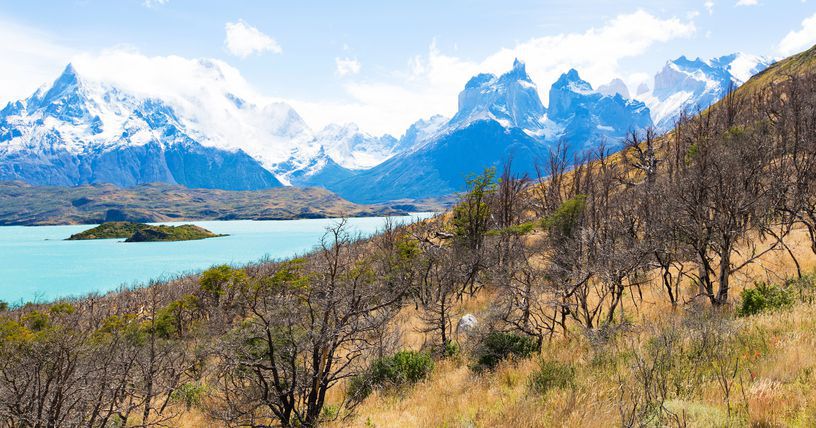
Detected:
left=0, top=181, right=448, bottom=225
left=741, top=44, right=816, bottom=92
left=0, top=44, right=812, bottom=428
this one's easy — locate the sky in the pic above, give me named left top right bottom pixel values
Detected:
left=0, top=0, right=815, bottom=136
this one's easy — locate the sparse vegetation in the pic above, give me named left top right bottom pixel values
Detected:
left=738, top=282, right=794, bottom=316
left=472, top=332, right=538, bottom=372
left=0, top=182, right=435, bottom=226
left=348, top=351, right=434, bottom=401
left=1, top=43, right=816, bottom=428
left=527, top=360, right=575, bottom=395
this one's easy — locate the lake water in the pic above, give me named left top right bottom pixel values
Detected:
left=0, top=214, right=433, bottom=303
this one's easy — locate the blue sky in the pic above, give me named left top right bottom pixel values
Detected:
left=1, top=0, right=815, bottom=134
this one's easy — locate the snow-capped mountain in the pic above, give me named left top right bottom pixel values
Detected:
left=0, top=58, right=403, bottom=189
left=397, top=114, right=449, bottom=153
left=313, top=123, right=398, bottom=170
left=0, top=51, right=774, bottom=202
left=450, top=59, right=551, bottom=134
left=597, top=78, right=631, bottom=99
left=0, top=64, right=283, bottom=189
left=548, top=69, right=651, bottom=149
left=321, top=61, right=653, bottom=203
left=639, top=53, right=773, bottom=130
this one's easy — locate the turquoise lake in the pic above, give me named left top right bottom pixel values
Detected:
left=0, top=214, right=433, bottom=303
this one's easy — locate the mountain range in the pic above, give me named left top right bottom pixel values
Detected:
left=0, top=52, right=773, bottom=203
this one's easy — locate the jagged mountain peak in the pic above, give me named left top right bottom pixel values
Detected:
left=547, top=68, right=650, bottom=148
left=551, top=69, right=594, bottom=95
left=313, top=122, right=399, bottom=171
left=505, top=57, right=533, bottom=81
left=451, top=59, right=545, bottom=131
left=642, top=52, right=773, bottom=130
left=597, top=78, right=631, bottom=99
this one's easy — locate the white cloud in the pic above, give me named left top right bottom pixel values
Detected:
left=735, top=0, right=758, bottom=5
left=778, top=12, right=816, bottom=55
left=142, top=0, right=169, bottom=7
left=293, top=10, right=696, bottom=135
left=705, top=1, right=715, bottom=14
left=0, top=18, right=74, bottom=105
left=0, top=10, right=696, bottom=138
left=70, top=49, right=315, bottom=168
left=224, top=21, right=282, bottom=58
left=335, top=57, right=361, bottom=76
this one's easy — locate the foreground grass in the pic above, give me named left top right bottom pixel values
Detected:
left=327, top=300, right=816, bottom=428
left=157, top=228, right=816, bottom=428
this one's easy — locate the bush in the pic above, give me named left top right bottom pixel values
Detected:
left=370, top=350, right=434, bottom=386
left=472, top=331, right=538, bottom=372
left=170, top=382, right=206, bottom=410
left=528, top=360, right=575, bottom=395
left=738, top=282, right=794, bottom=317
left=541, top=195, right=587, bottom=237
left=199, top=265, right=247, bottom=297
left=443, top=341, right=460, bottom=358
left=786, top=274, right=816, bottom=303
left=348, top=350, right=434, bottom=401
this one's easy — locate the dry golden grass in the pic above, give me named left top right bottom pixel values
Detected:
left=169, top=226, right=816, bottom=428
left=323, top=227, right=816, bottom=428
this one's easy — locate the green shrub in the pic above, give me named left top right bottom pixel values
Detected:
left=347, top=350, right=434, bottom=401
left=370, top=350, right=434, bottom=386
left=199, top=265, right=247, bottom=297
left=443, top=341, right=460, bottom=358
left=346, top=375, right=372, bottom=403
left=528, top=360, right=575, bottom=395
left=738, top=282, right=794, bottom=317
left=785, top=274, right=816, bottom=303
left=472, top=331, right=538, bottom=372
left=541, top=195, right=587, bottom=237
left=170, top=382, right=206, bottom=410
left=22, top=310, right=49, bottom=331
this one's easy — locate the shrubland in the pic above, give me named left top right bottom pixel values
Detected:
left=2, top=47, right=816, bottom=428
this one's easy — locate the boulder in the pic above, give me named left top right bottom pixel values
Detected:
left=457, top=314, right=478, bottom=335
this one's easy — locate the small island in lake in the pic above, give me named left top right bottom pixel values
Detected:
left=67, top=221, right=225, bottom=242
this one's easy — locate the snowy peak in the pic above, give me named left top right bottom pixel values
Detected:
left=314, top=123, right=399, bottom=170
left=653, top=55, right=729, bottom=101
left=451, top=59, right=546, bottom=130
left=32, top=63, right=91, bottom=123
left=41, top=64, right=81, bottom=103
left=711, top=52, right=773, bottom=83
left=547, top=69, right=651, bottom=146
left=398, top=114, right=448, bottom=152
left=551, top=69, right=594, bottom=95
left=643, top=52, right=774, bottom=130
left=597, top=78, right=630, bottom=99
left=548, top=69, right=595, bottom=120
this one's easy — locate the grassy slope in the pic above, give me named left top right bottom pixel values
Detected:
left=0, top=182, right=452, bottom=226
left=324, top=229, right=816, bottom=428
left=740, top=44, right=816, bottom=94
left=319, top=46, right=816, bottom=428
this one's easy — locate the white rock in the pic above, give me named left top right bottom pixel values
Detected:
left=457, top=314, right=478, bottom=334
